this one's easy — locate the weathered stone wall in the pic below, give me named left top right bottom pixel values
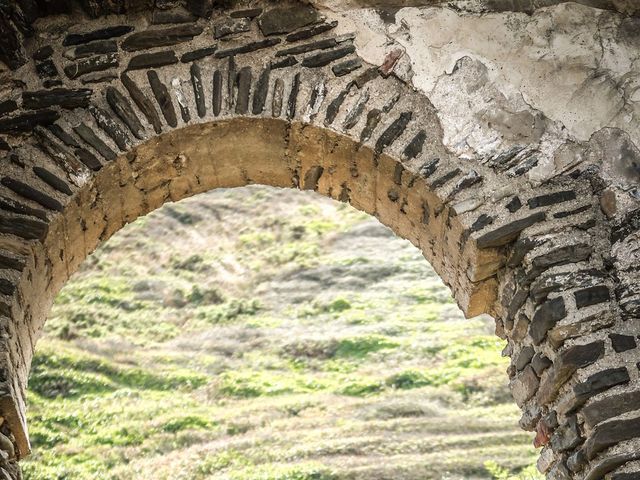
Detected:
left=0, top=1, right=638, bottom=479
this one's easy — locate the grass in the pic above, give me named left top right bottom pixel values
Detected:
left=23, top=186, right=541, bottom=480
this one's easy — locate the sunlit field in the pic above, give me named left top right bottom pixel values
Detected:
left=23, top=186, right=541, bottom=480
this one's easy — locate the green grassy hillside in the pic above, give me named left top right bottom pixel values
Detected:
left=22, top=186, right=541, bottom=480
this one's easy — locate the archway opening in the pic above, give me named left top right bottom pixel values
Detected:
left=23, top=184, right=539, bottom=479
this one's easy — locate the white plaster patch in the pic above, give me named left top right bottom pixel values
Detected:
left=325, top=2, right=640, bottom=183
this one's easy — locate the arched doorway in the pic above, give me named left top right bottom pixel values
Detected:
left=0, top=2, right=636, bottom=477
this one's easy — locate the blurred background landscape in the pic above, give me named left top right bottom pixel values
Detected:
left=22, top=185, right=541, bottom=480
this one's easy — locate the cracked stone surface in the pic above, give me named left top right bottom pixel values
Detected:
left=323, top=2, right=640, bottom=193
left=0, top=1, right=639, bottom=479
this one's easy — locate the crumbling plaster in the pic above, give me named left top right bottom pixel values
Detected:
left=316, top=1, right=640, bottom=208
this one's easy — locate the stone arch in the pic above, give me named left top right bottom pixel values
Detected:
left=0, top=2, right=638, bottom=479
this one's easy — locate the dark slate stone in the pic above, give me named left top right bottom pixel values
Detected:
left=1, top=177, right=63, bottom=211
left=75, top=148, right=102, bottom=171
left=531, top=353, right=552, bottom=376
left=575, top=368, right=630, bottom=410
left=190, top=63, right=206, bottom=118
left=610, top=473, right=640, bottom=480
left=0, top=300, right=10, bottom=317
left=431, top=168, right=461, bottom=189
left=74, top=123, right=117, bottom=161
left=554, top=204, right=591, bottom=219
left=471, top=214, right=494, bottom=232
left=343, top=91, right=369, bottom=130
left=127, top=50, right=178, bottom=70
left=0, top=252, right=25, bottom=271
left=271, top=57, right=298, bottom=70
left=214, top=17, right=250, bottom=39
left=212, top=69, right=223, bottom=117
left=506, top=196, right=522, bottom=212
left=121, top=24, right=203, bottom=52
left=252, top=68, right=270, bottom=115
left=186, top=0, right=214, bottom=18
left=558, top=340, right=605, bottom=374
left=277, top=38, right=340, bottom=57
left=510, top=156, right=539, bottom=177
left=324, top=86, right=351, bottom=126
left=515, top=346, right=535, bottom=371
left=402, top=130, right=426, bottom=160
left=234, top=66, right=252, bottom=115
left=610, top=334, right=637, bottom=353
left=528, top=190, right=577, bottom=209
left=419, top=158, right=440, bottom=178
left=531, top=244, right=593, bottom=273
left=106, top=86, right=145, bottom=140
left=574, top=285, right=611, bottom=308
left=612, top=208, right=640, bottom=244
left=490, top=145, right=526, bottom=168
left=121, top=73, right=163, bottom=135
left=0, top=195, right=48, bottom=221
left=32, top=166, right=72, bottom=195
left=306, top=80, right=324, bottom=123
left=227, top=56, right=236, bottom=111
left=180, top=45, right=217, bottom=63
left=536, top=341, right=605, bottom=404
left=449, top=170, right=482, bottom=199
left=63, top=53, right=119, bottom=79
left=583, top=384, right=638, bottom=459
left=529, top=297, right=567, bottom=345
left=35, top=59, right=58, bottom=78
left=63, top=26, right=134, bottom=47
left=507, top=237, right=539, bottom=268
left=510, top=364, right=539, bottom=407
left=215, top=38, right=281, bottom=58
left=0, top=139, right=9, bottom=151
left=582, top=389, right=640, bottom=430
left=0, top=15, right=26, bottom=70
left=177, top=93, right=190, bottom=124
left=33, top=126, right=84, bottom=176
left=22, top=88, right=93, bottom=110
left=566, top=450, right=587, bottom=473
left=302, top=45, right=356, bottom=68
left=259, top=6, right=321, bottom=36
left=70, top=39, right=118, bottom=59
left=374, top=112, right=412, bottom=154
left=79, top=73, right=117, bottom=84
left=147, top=71, right=177, bottom=128
left=0, top=100, right=18, bottom=117
left=550, top=416, right=581, bottom=453
left=47, top=124, right=80, bottom=148
left=43, top=79, right=64, bottom=88
left=230, top=8, right=263, bottom=19
left=360, top=109, right=382, bottom=143
left=332, top=58, right=362, bottom=77
left=0, top=278, right=15, bottom=297
left=272, top=78, right=284, bottom=117
left=476, top=212, right=546, bottom=249
left=89, top=105, right=131, bottom=151
left=152, top=7, right=197, bottom=25
left=0, top=214, right=47, bottom=241
left=7, top=152, right=23, bottom=168
left=286, top=21, right=338, bottom=42
left=530, top=269, right=604, bottom=302
left=286, top=72, right=301, bottom=120
left=32, top=45, right=53, bottom=61
left=76, top=0, right=132, bottom=18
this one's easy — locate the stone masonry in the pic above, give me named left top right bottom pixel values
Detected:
left=0, top=1, right=639, bottom=478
